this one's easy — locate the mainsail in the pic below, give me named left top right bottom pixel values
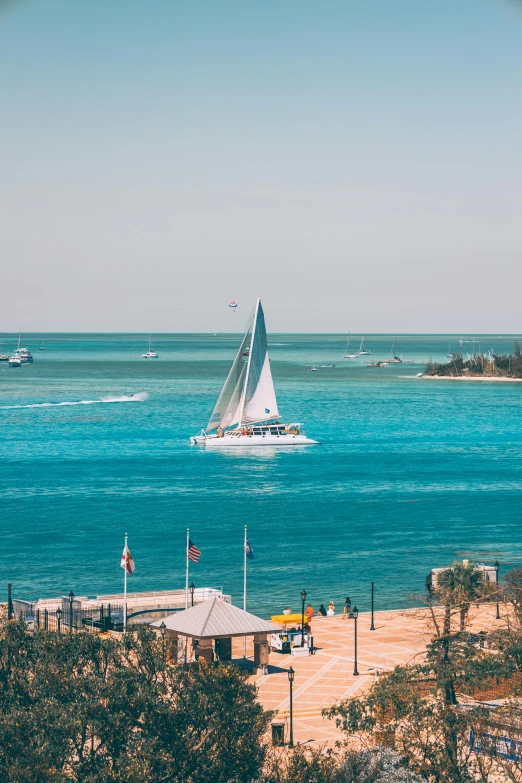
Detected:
left=206, top=299, right=280, bottom=431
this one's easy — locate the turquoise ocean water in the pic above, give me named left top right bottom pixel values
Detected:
left=1, top=333, right=521, bottom=617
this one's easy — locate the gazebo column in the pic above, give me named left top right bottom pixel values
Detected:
left=253, top=633, right=269, bottom=673
left=165, top=630, right=179, bottom=663
left=195, top=637, right=213, bottom=663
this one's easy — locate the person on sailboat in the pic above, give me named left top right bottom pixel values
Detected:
left=217, top=426, right=223, bottom=437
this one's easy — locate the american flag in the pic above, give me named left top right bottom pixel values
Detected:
left=187, top=538, right=201, bottom=563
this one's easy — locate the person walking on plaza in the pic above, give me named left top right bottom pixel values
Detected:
left=343, top=596, right=352, bottom=619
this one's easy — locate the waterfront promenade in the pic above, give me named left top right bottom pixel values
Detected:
left=235, top=605, right=503, bottom=745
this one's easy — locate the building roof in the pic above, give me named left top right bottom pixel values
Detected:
left=150, top=597, right=280, bottom=639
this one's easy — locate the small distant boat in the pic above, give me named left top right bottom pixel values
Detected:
left=358, top=337, right=371, bottom=356
left=39, top=335, right=46, bottom=351
left=142, top=333, right=158, bottom=359
left=343, top=332, right=359, bottom=359
left=309, top=366, right=319, bottom=372
left=387, top=338, right=402, bottom=364
left=10, top=333, right=34, bottom=364
left=444, top=335, right=453, bottom=360
left=0, top=336, right=8, bottom=362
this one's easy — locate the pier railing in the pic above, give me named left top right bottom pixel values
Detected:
left=12, top=599, right=125, bottom=634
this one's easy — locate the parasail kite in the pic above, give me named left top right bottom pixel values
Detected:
left=229, top=301, right=238, bottom=312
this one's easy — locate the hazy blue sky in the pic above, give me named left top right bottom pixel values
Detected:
left=1, top=0, right=521, bottom=332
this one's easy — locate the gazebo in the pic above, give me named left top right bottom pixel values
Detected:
left=151, top=597, right=280, bottom=668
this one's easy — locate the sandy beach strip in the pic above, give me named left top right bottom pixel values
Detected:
left=421, top=375, right=522, bottom=382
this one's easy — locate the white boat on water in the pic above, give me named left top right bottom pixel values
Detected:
left=387, top=338, right=403, bottom=364
left=343, top=331, right=359, bottom=359
left=10, top=333, right=34, bottom=365
left=358, top=337, right=371, bottom=356
left=142, top=333, right=158, bottom=359
left=191, top=299, right=319, bottom=447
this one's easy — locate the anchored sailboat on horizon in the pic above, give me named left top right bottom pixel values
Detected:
left=191, top=299, right=318, bottom=447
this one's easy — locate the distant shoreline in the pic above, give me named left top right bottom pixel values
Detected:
left=421, top=375, right=522, bottom=383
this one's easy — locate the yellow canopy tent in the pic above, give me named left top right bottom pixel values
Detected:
left=271, top=613, right=311, bottom=625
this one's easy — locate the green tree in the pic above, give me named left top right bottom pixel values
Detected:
left=0, top=622, right=270, bottom=783
left=502, top=568, right=522, bottom=627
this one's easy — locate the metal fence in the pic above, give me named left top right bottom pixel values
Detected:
left=470, top=729, right=522, bottom=763
left=12, top=598, right=125, bottom=634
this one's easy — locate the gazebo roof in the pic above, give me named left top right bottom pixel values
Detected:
left=151, top=597, right=280, bottom=639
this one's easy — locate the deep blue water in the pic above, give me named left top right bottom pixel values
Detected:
left=1, top=333, right=521, bottom=617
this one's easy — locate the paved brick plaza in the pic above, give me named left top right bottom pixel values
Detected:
left=232, top=605, right=504, bottom=744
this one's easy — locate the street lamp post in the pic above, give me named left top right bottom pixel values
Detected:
left=56, top=607, right=62, bottom=634
left=494, top=561, right=500, bottom=619
left=370, top=582, right=375, bottom=631
left=7, top=583, right=13, bottom=621
left=69, top=591, right=75, bottom=635
left=301, top=589, right=307, bottom=646
left=190, top=582, right=195, bottom=607
left=352, top=606, right=359, bottom=676
left=287, top=666, right=295, bottom=747
left=159, top=621, right=167, bottom=659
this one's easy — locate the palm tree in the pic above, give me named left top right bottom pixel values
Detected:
left=437, top=561, right=485, bottom=633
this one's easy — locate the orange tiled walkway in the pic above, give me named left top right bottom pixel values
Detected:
left=232, top=605, right=502, bottom=744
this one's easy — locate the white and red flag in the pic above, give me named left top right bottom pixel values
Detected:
left=121, top=542, right=135, bottom=575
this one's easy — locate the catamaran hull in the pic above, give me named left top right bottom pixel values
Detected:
left=191, top=434, right=319, bottom=447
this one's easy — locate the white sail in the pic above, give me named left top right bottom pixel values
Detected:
left=240, top=300, right=279, bottom=423
left=207, top=326, right=252, bottom=431
left=207, top=299, right=279, bottom=431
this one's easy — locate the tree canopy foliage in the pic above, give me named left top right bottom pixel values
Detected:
left=425, top=346, right=522, bottom=378
left=0, top=622, right=269, bottom=783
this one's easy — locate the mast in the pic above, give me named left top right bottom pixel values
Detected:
left=236, top=299, right=259, bottom=428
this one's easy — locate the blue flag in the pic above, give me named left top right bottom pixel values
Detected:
left=245, top=538, right=254, bottom=559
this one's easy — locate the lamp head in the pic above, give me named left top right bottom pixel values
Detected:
left=56, top=607, right=62, bottom=618
left=301, top=589, right=307, bottom=603
left=159, top=621, right=166, bottom=638
left=190, top=582, right=195, bottom=592
left=494, top=561, right=499, bottom=570
left=352, top=606, right=359, bottom=620
left=288, top=666, right=295, bottom=683
left=69, top=590, right=74, bottom=601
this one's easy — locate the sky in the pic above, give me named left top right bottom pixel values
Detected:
left=1, top=0, right=521, bottom=333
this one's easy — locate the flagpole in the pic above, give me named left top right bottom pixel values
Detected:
left=123, top=532, right=128, bottom=634
left=185, top=528, right=190, bottom=610
left=243, top=524, right=247, bottom=657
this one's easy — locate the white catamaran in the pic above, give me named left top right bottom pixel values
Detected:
left=191, top=299, right=318, bottom=447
